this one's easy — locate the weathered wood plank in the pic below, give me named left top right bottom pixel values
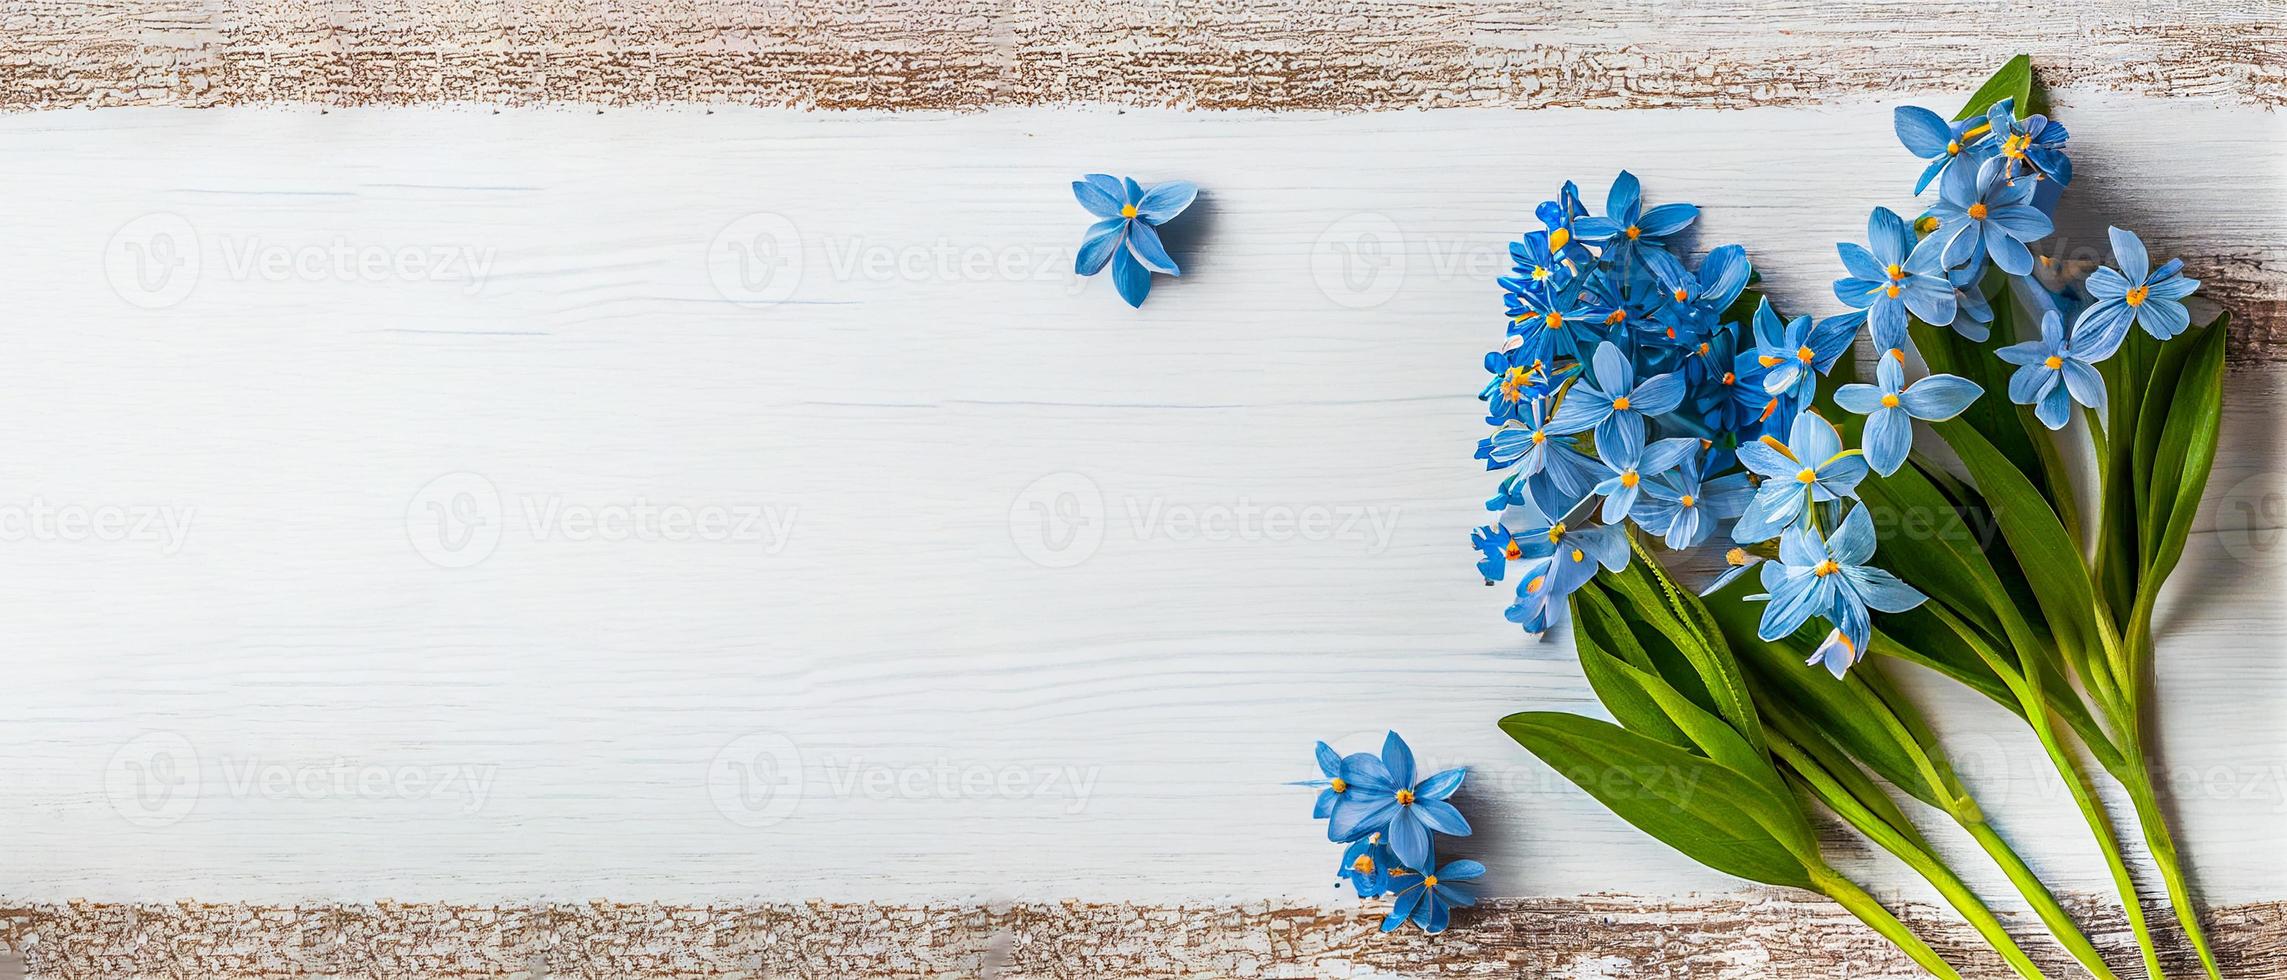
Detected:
left=4, top=897, right=2284, bottom=978
left=2, top=0, right=2283, bottom=112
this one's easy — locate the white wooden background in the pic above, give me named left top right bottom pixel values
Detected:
left=0, top=96, right=2282, bottom=928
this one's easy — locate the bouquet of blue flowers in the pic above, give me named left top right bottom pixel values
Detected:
left=1481, top=57, right=2229, bottom=978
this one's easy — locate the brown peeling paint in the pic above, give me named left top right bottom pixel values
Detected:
left=2, top=1, right=2283, bottom=112
left=1, top=896, right=2282, bottom=978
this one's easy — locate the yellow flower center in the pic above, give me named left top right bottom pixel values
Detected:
left=1620, top=471, right=1640, bottom=488
left=1604, top=309, right=1628, bottom=325
left=1885, top=263, right=1905, bottom=281
left=2126, top=285, right=2149, bottom=307
left=1500, top=367, right=1532, bottom=401
left=1813, top=559, right=1841, bottom=577
left=2044, top=355, right=2063, bottom=370
left=1967, top=202, right=1989, bottom=220
left=1394, top=789, right=1415, bottom=805
left=1612, top=395, right=1632, bottom=411
left=2003, top=133, right=2031, bottom=159
left=1672, top=287, right=1689, bottom=302
left=1915, top=215, right=1939, bottom=234
left=1546, top=523, right=1565, bottom=543
left=1352, top=855, right=1376, bottom=874
left=1884, top=283, right=1901, bottom=299
left=1423, top=875, right=1440, bottom=887
left=1720, top=371, right=1736, bottom=385
left=1625, top=225, right=1642, bottom=240
left=1120, top=204, right=1139, bottom=219
left=1548, top=227, right=1571, bottom=251
left=1678, top=494, right=1697, bottom=507
left=1530, top=430, right=1547, bottom=444
left=1796, top=468, right=1817, bottom=484
left=1532, top=266, right=1551, bottom=281
left=1725, top=547, right=1752, bottom=566
left=1796, top=345, right=1815, bottom=363
left=1879, top=393, right=1901, bottom=409
left=1545, top=312, right=1565, bottom=330
left=1945, top=140, right=1961, bottom=155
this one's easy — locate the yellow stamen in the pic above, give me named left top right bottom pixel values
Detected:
left=1422, top=875, right=1439, bottom=887
left=2126, top=285, right=2149, bottom=307
left=1968, top=202, right=1989, bottom=221
left=1885, top=263, right=1905, bottom=281
left=1625, top=226, right=1642, bottom=240
left=1915, top=215, right=1939, bottom=234
left=1720, top=371, right=1736, bottom=385
left=1620, top=471, right=1640, bottom=488
left=1546, top=523, right=1565, bottom=543
left=1881, top=393, right=1901, bottom=408
left=1813, top=559, right=1840, bottom=576
left=1548, top=227, right=1570, bottom=251
left=1759, top=434, right=1798, bottom=462
left=1545, top=312, right=1565, bottom=330
left=1530, top=430, right=1546, bottom=444
left=1672, top=287, right=1689, bottom=302
left=1884, top=283, right=1901, bottom=299
left=1945, top=140, right=1961, bottom=155
left=1889, top=348, right=1906, bottom=363
left=1796, top=345, right=1815, bottom=363
left=1352, top=855, right=1376, bottom=874
left=1394, top=789, right=1415, bottom=805
left=1612, top=396, right=1632, bottom=411
left=2044, top=355, right=2063, bottom=370
left=1678, top=494, right=1696, bottom=508
left=1757, top=354, right=1783, bottom=369
left=1329, top=777, right=1348, bottom=793
left=1796, top=468, right=1817, bottom=484
left=1725, top=547, right=1752, bottom=566
left=1120, top=204, right=1139, bottom=219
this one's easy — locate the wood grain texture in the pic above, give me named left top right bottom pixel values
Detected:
left=2, top=0, right=2284, bottom=113
left=4, top=896, right=2285, bottom=978
left=0, top=95, right=2282, bottom=973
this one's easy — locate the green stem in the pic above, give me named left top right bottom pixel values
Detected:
left=1816, top=866, right=1968, bottom=980
left=1960, top=819, right=2123, bottom=980
left=1774, top=742, right=2046, bottom=980
left=2118, top=752, right=2226, bottom=980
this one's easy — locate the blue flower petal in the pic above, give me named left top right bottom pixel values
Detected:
left=1126, top=220, right=1181, bottom=276
left=1074, top=218, right=1125, bottom=276
left=1110, top=246, right=1152, bottom=308
left=1135, top=180, right=1198, bottom=224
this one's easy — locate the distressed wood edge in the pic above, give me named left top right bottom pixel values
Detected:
left=1, top=1, right=2282, bottom=114
left=2, top=895, right=2281, bottom=978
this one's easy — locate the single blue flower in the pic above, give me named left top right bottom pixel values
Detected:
left=1382, top=859, right=1486, bottom=934
left=1985, top=98, right=2072, bottom=187
left=1929, top=160, right=2051, bottom=276
left=2070, top=226, right=2200, bottom=360
left=1571, top=171, right=1699, bottom=268
left=1833, top=207, right=1957, bottom=350
left=1547, top=342, right=1688, bottom=462
left=1502, top=229, right=1577, bottom=308
left=1636, top=450, right=1754, bottom=550
left=1748, top=300, right=1856, bottom=405
left=1804, top=629, right=1866, bottom=680
left=1834, top=349, right=1983, bottom=476
left=1504, top=521, right=1628, bottom=634
left=1644, top=244, right=1752, bottom=345
left=1507, top=281, right=1604, bottom=363
left=1325, top=732, right=1471, bottom=868
left=1750, top=504, right=1926, bottom=672
left=1733, top=411, right=1868, bottom=543
left=1289, top=740, right=1383, bottom=833
left=1998, top=309, right=2105, bottom=430
left=1072, top=174, right=1197, bottom=308
left=1337, top=833, right=1398, bottom=898
left=1592, top=436, right=1699, bottom=524
left=1479, top=348, right=1564, bottom=425
left=1894, top=105, right=1984, bottom=195
left=1471, top=524, right=1521, bottom=584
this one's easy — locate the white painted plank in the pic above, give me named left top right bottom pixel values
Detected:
left=0, top=97, right=2279, bottom=908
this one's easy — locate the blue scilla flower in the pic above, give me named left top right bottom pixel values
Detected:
left=1479, top=348, right=1563, bottom=425
left=1985, top=98, right=2072, bottom=187
left=1072, top=174, right=1197, bottom=307
left=1593, top=436, right=1699, bottom=523
left=1751, top=505, right=1926, bottom=673
left=1636, top=451, right=1754, bottom=550
left=1998, top=309, right=2105, bottom=430
left=1382, top=859, right=1486, bottom=935
left=1930, top=160, right=2051, bottom=276
left=1644, top=245, right=1752, bottom=345
left=1325, top=732, right=1470, bottom=868
left=1573, top=172, right=1699, bottom=269
left=1894, top=105, right=1986, bottom=195
left=1507, top=281, right=1603, bottom=363
left=1835, top=350, right=1983, bottom=476
left=1749, top=301, right=1857, bottom=405
left=1505, top=523, right=1629, bottom=634
left=1502, top=229, right=1577, bottom=306
left=1471, top=524, right=1521, bottom=584
left=1547, top=342, right=1688, bottom=461
left=1291, top=740, right=1381, bottom=831
left=1834, top=207, right=1957, bottom=350
left=1733, top=411, right=1868, bottom=543
left=2070, top=226, right=2200, bottom=360
left=1337, top=833, right=1398, bottom=898
left=1700, top=547, right=1766, bottom=597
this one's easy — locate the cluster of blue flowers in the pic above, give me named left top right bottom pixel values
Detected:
left=1295, top=732, right=1482, bottom=933
left=1472, top=97, right=2200, bottom=679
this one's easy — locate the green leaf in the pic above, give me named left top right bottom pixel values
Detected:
left=1931, top=416, right=2100, bottom=670
left=1598, top=535, right=1767, bottom=750
left=2141, top=318, right=2228, bottom=585
left=1572, top=585, right=1691, bottom=747
left=1501, top=711, right=1818, bottom=889
left=1954, top=55, right=2032, bottom=122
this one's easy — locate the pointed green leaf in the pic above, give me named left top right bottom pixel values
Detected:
left=1954, top=55, right=2032, bottom=121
